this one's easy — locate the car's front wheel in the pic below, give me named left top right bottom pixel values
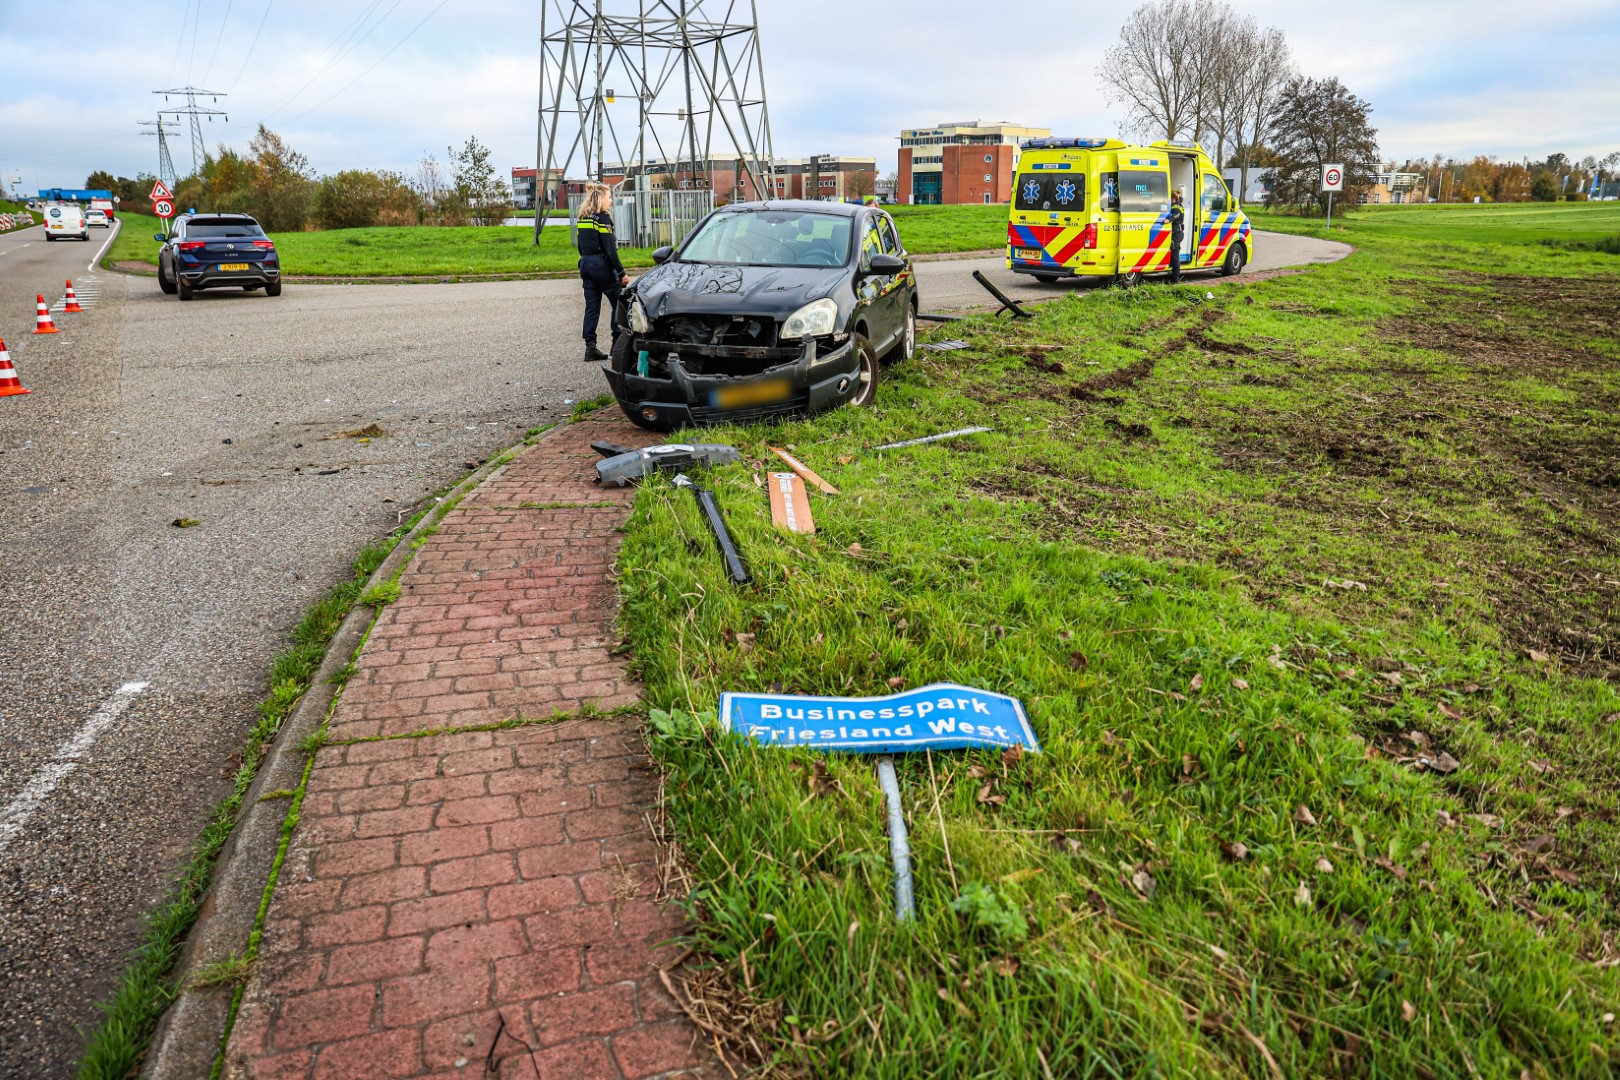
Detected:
left=1221, top=243, right=1247, bottom=277
left=850, top=334, right=880, bottom=409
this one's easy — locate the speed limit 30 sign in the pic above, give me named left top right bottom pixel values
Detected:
left=153, top=199, right=175, bottom=219
left=1321, top=164, right=1345, bottom=192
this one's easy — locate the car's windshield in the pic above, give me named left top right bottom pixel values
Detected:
left=184, top=220, right=264, bottom=238
left=678, top=210, right=852, bottom=268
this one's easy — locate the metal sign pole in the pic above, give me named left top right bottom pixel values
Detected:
left=1326, top=190, right=1333, bottom=234
left=876, top=757, right=915, bottom=922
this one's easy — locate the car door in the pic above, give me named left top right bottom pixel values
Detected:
left=854, top=213, right=888, bottom=343
left=872, top=213, right=908, bottom=350
left=1115, top=157, right=1171, bottom=276
left=1195, top=171, right=1234, bottom=269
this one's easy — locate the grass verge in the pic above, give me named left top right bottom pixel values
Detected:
left=619, top=205, right=1620, bottom=1075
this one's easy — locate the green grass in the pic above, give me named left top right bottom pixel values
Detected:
left=104, top=204, right=1021, bottom=280
left=1249, top=201, right=1620, bottom=246
left=618, top=202, right=1620, bottom=1076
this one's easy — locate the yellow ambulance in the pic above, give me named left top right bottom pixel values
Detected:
left=1006, top=137, right=1252, bottom=284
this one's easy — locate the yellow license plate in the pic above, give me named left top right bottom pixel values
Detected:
left=713, top=379, right=790, bottom=409
left=218, top=262, right=250, bottom=271
left=1016, top=246, right=1042, bottom=261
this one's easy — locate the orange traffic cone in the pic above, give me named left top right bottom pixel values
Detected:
left=63, top=280, right=83, bottom=313
left=33, top=295, right=59, bottom=335
left=0, top=339, right=30, bottom=396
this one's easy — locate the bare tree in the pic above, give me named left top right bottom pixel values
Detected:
left=1232, top=26, right=1292, bottom=204
left=1266, top=76, right=1379, bottom=211
left=846, top=169, right=875, bottom=200
left=1099, top=0, right=1202, bottom=141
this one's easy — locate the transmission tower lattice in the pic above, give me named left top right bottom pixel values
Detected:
left=154, top=87, right=229, bottom=176
left=138, top=118, right=179, bottom=189
left=533, top=1, right=774, bottom=212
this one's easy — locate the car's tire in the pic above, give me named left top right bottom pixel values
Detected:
left=44, top=235, right=53, bottom=242
left=882, top=301, right=916, bottom=365
left=1118, top=270, right=1143, bottom=288
left=1221, top=243, right=1247, bottom=277
left=265, top=281, right=282, bottom=296
left=849, top=334, right=880, bottom=409
left=177, top=278, right=194, bottom=301
left=158, top=264, right=177, bottom=295
left=609, top=334, right=674, bottom=432
left=1034, top=273, right=1060, bottom=284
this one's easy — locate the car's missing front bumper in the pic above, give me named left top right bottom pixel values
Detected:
left=603, top=334, right=859, bottom=428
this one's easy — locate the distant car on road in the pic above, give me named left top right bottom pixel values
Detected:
left=155, top=213, right=282, bottom=301
left=85, top=208, right=109, bottom=228
left=44, top=204, right=89, bottom=241
left=603, top=200, right=918, bottom=431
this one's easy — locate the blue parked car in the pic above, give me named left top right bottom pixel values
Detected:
left=156, top=213, right=282, bottom=300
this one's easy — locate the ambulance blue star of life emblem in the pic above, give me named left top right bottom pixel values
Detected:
left=1054, top=179, right=1076, bottom=204
left=1104, top=176, right=1119, bottom=202
left=1022, top=180, right=1041, bottom=203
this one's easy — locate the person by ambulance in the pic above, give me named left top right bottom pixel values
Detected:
left=1167, top=189, right=1186, bottom=283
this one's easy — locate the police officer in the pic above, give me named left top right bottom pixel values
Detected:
left=1167, top=189, right=1186, bottom=284
left=576, top=181, right=629, bottom=363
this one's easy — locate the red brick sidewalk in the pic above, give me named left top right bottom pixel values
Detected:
left=224, top=420, right=719, bottom=1080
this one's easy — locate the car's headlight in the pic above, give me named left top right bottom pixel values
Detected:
left=780, top=297, right=838, bottom=340
left=628, top=298, right=650, bottom=333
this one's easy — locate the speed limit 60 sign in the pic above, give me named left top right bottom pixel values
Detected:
left=1321, top=164, right=1345, bottom=192
left=153, top=199, right=175, bottom=219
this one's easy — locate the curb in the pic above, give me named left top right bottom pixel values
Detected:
left=139, top=433, right=543, bottom=1079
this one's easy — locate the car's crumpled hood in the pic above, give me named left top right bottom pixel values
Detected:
left=633, top=260, right=843, bottom=322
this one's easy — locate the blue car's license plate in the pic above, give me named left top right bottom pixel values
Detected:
left=712, top=379, right=790, bottom=410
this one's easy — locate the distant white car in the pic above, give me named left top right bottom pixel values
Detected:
left=44, top=204, right=89, bottom=241
left=85, top=208, right=109, bottom=228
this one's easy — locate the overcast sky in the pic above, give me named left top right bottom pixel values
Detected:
left=1, top=0, right=1616, bottom=193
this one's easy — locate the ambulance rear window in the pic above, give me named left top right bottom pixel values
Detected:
left=1015, top=172, right=1085, bottom=212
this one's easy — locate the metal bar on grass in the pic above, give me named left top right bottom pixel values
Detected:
left=971, top=270, right=1034, bottom=319
left=873, top=426, right=992, bottom=452
left=876, top=756, right=915, bottom=922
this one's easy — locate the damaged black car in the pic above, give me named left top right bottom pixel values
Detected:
left=602, top=200, right=918, bottom=430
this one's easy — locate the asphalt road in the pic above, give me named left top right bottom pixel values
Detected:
left=0, top=250, right=606, bottom=1077
left=0, top=227, right=1350, bottom=1077
left=911, top=229, right=1353, bottom=311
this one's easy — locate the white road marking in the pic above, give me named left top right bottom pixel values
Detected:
left=87, top=218, right=121, bottom=273
left=0, top=681, right=151, bottom=856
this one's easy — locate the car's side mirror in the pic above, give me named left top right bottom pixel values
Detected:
left=652, top=245, right=674, bottom=265
left=155, top=233, right=167, bottom=242
left=867, top=253, right=906, bottom=275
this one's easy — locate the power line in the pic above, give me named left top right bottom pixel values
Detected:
left=186, top=1, right=203, bottom=80
left=227, top=0, right=276, bottom=92
left=201, top=0, right=236, bottom=86
left=155, top=87, right=229, bottom=175
left=166, top=0, right=195, bottom=82
left=280, top=0, right=452, bottom=125
left=234, top=0, right=386, bottom=105
left=258, top=0, right=405, bottom=121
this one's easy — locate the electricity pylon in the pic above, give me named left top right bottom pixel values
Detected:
left=154, top=86, right=229, bottom=175
left=532, top=0, right=774, bottom=216
left=138, top=118, right=179, bottom=189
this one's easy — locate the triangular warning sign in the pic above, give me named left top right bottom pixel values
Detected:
left=149, top=180, right=173, bottom=202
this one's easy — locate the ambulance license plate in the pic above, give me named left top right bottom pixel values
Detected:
left=218, top=262, right=250, bottom=271
left=713, top=379, right=790, bottom=410
left=1016, top=247, right=1042, bottom=261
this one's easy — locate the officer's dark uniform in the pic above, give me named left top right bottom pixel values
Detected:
left=1167, top=196, right=1185, bottom=283
left=577, top=211, right=626, bottom=362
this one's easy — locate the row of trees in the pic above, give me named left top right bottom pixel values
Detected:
left=87, top=127, right=514, bottom=231
left=1100, top=0, right=1620, bottom=211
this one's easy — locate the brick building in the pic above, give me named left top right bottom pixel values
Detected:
left=897, top=121, right=1050, bottom=205
left=765, top=156, right=878, bottom=201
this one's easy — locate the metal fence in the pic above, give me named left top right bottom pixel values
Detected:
left=567, top=189, right=715, bottom=250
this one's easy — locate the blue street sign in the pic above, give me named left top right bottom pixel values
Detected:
left=721, top=682, right=1040, bottom=755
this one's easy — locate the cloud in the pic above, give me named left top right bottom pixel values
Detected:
left=0, top=0, right=1615, bottom=193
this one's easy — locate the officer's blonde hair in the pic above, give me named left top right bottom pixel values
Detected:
left=581, top=182, right=612, bottom=217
